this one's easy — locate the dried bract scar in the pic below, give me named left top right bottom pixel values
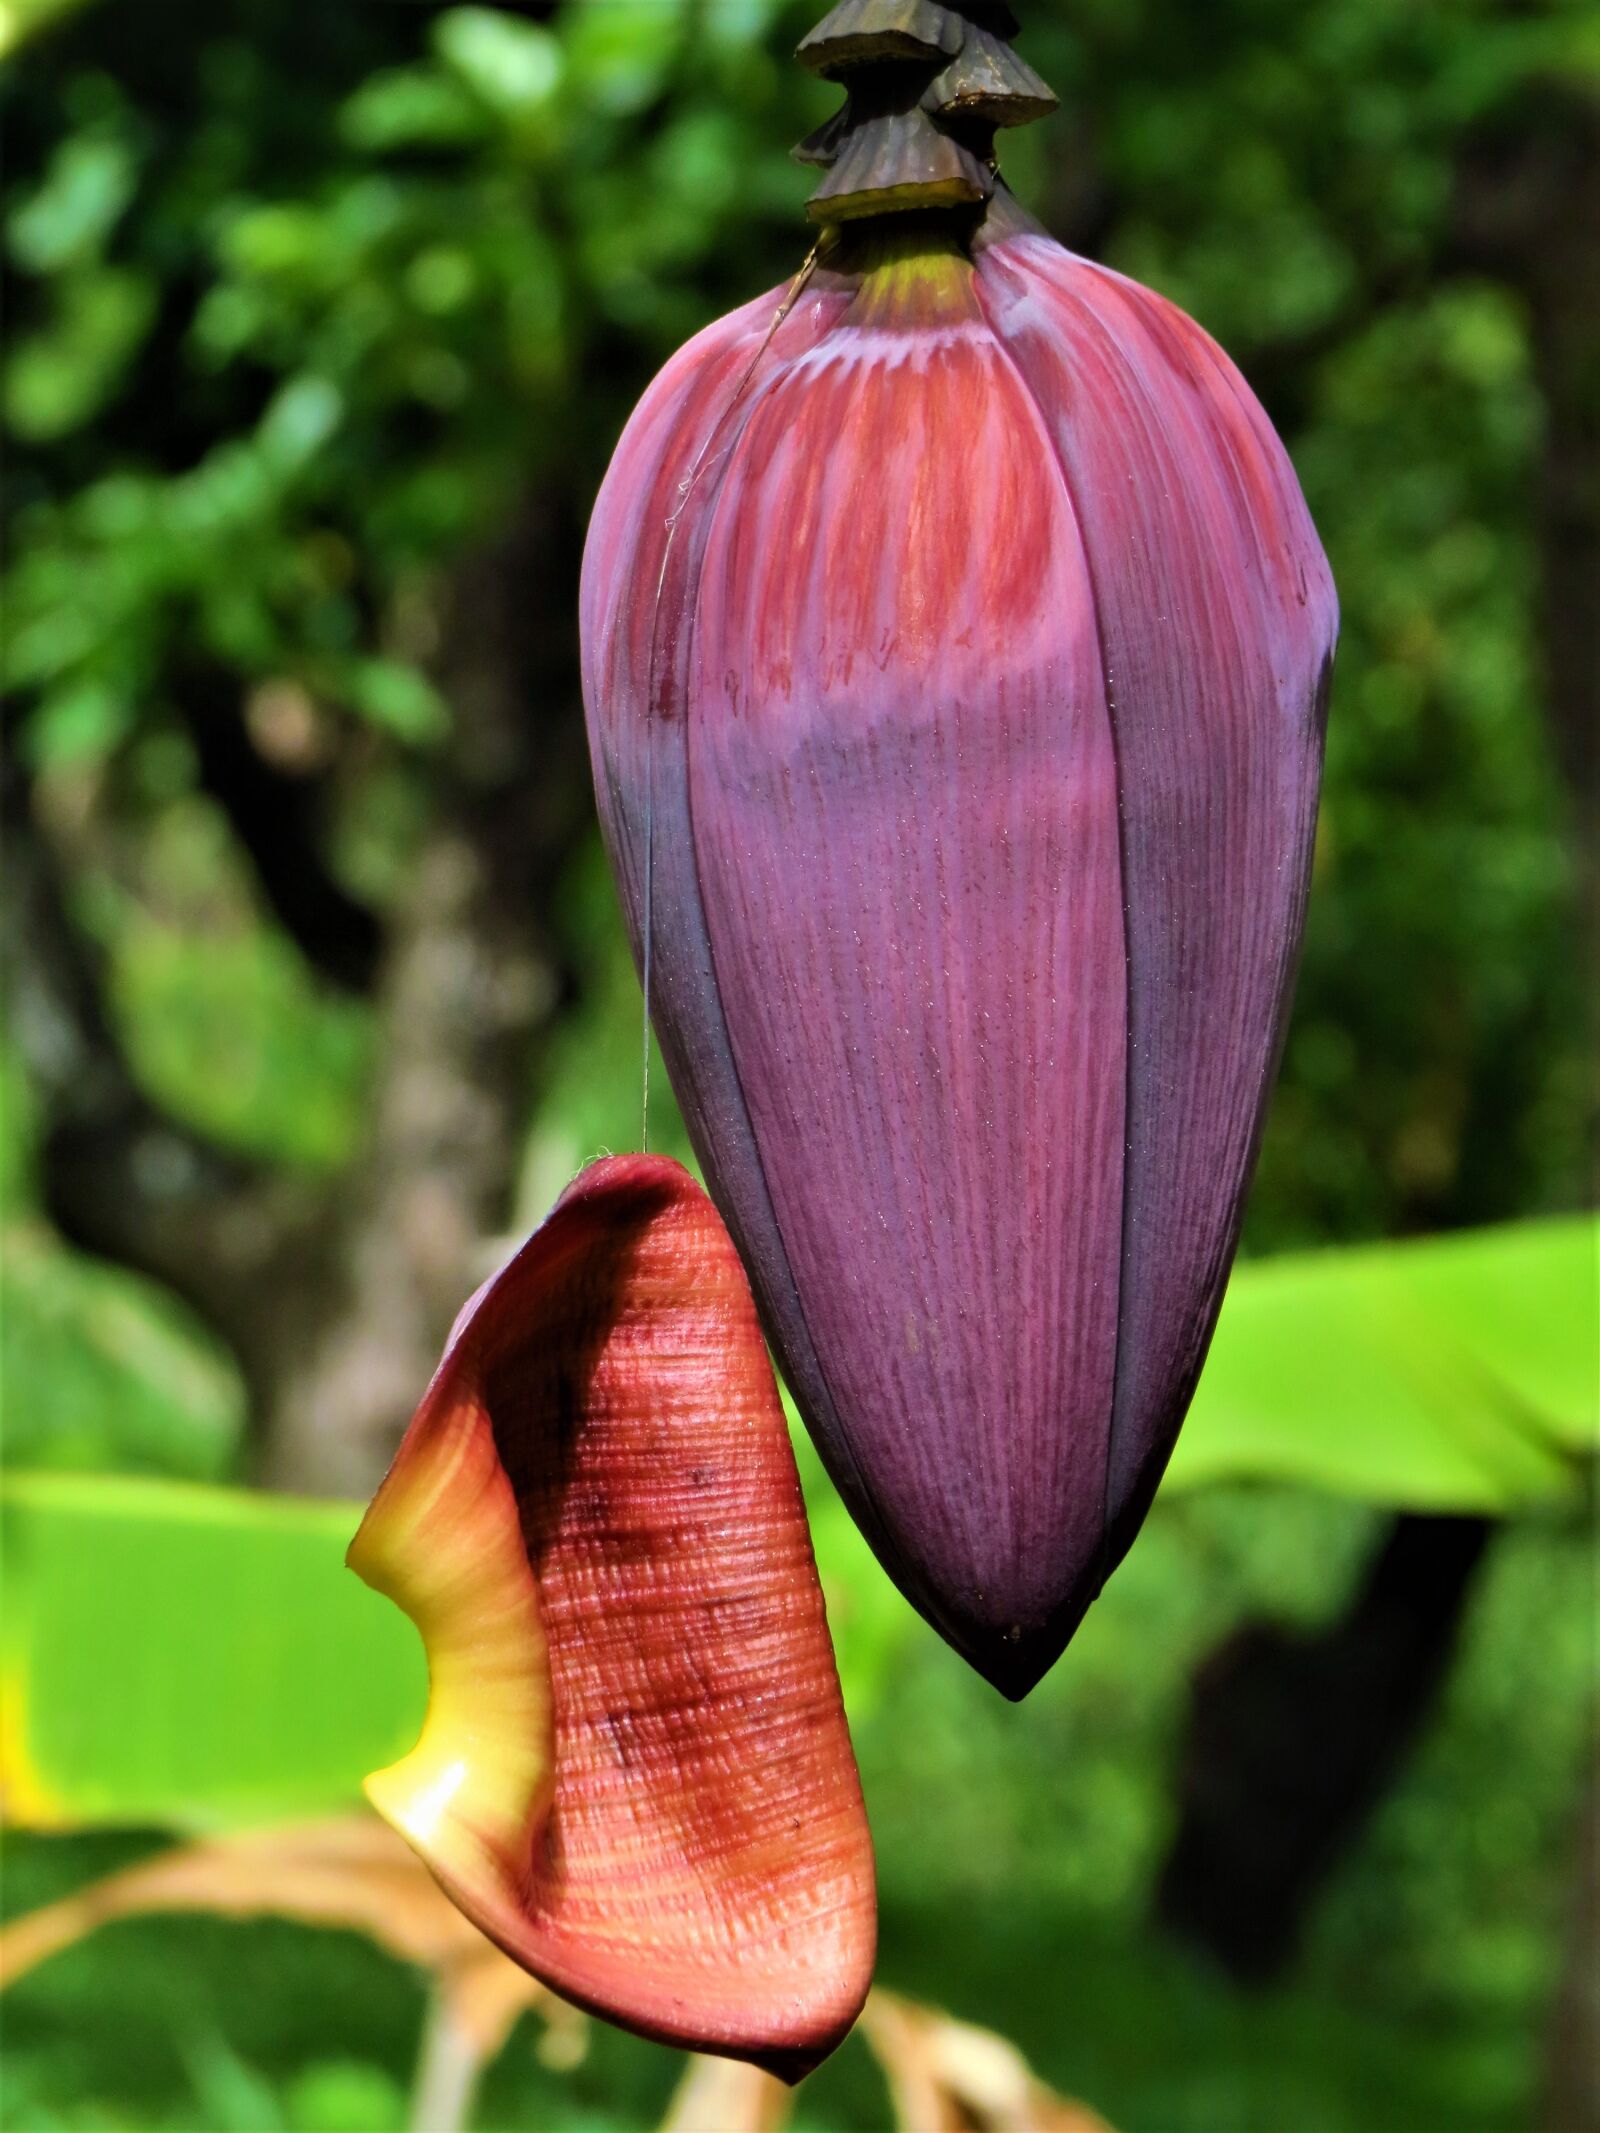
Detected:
left=580, top=3, right=1338, bottom=1698
left=348, top=1155, right=876, bottom=2079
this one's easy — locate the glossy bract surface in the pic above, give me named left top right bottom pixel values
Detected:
left=581, top=210, right=1337, bottom=1697
left=349, top=1155, right=875, bottom=2078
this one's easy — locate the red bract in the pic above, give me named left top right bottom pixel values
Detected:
left=348, top=1155, right=875, bottom=2078
left=581, top=196, right=1336, bottom=1698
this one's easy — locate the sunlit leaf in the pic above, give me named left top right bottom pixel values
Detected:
left=258, top=375, right=343, bottom=471
left=0, top=1225, right=242, bottom=1479
left=340, top=67, right=486, bottom=154
left=2, top=1220, right=1588, bottom=1832
left=560, top=0, right=681, bottom=117
left=7, top=127, right=137, bottom=273
left=0, top=0, right=98, bottom=54
left=113, top=885, right=374, bottom=1173
left=340, top=655, right=450, bottom=743
left=3, top=264, right=155, bottom=441
left=434, top=8, right=562, bottom=121
left=20, top=677, right=135, bottom=769
left=1168, top=1215, right=1597, bottom=1509
left=0, top=1473, right=423, bottom=1830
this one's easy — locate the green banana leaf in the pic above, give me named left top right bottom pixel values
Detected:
left=2, top=1216, right=1592, bottom=1834
left=1167, top=1213, right=1597, bottom=1507
left=0, top=1471, right=423, bottom=1832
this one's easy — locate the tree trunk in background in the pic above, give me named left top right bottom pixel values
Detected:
left=259, top=497, right=594, bottom=1494
left=1155, top=1513, right=1492, bottom=1981
left=253, top=801, right=553, bottom=1495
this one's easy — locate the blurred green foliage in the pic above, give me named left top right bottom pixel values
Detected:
left=1, top=1472, right=423, bottom=1829
left=6, top=1222, right=1583, bottom=1833
left=1, top=2, right=1594, bottom=2130
left=2, top=1487, right=1589, bottom=2132
left=2, top=0, right=1592, bottom=1244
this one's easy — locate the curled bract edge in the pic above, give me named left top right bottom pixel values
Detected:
left=348, top=1153, right=876, bottom=2081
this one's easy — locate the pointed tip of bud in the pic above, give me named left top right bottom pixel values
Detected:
left=964, top=1610, right=1090, bottom=1702
left=971, top=1641, right=1062, bottom=1704
left=912, top=1558, right=1104, bottom=1701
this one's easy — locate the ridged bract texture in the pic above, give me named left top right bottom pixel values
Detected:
left=581, top=211, right=1337, bottom=1698
left=348, top=1155, right=875, bottom=2079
